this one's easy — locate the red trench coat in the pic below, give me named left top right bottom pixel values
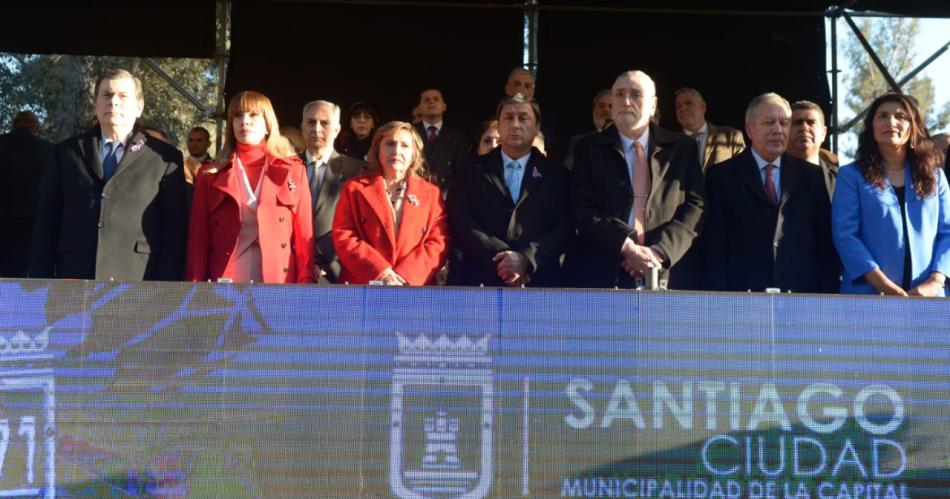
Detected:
left=185, top=154, right=316, bottom=283
left=333, top=173, right=448, bottom=285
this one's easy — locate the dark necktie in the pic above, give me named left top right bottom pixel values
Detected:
left=103, top=142, right=121, bottom=182
left=764, top=163, right=778, bottom=206
left=427, top=126, right=438, bottom=143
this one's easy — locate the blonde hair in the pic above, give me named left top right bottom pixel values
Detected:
left=366, top=121, right=428, bottom=180
left=215, top=91, right=295, bottom=168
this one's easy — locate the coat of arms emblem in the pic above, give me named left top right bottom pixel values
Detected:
left=389, top=333, right=493, bottom=498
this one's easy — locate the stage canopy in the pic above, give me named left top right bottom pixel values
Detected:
left=1, top=1, right=946, bottom=146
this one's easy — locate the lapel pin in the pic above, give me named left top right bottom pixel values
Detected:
left=130, top=139, right=144, bottom=152
left=288, top=179, right=297, bottom=192
left=531, top=167, right=542, bottom=178
left=407, top=194, right=419, bottom=206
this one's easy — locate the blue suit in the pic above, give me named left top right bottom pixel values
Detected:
left=832, top=162, right=950, bottom=295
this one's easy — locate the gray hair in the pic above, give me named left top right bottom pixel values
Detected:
left=745, top=92, right=791, bottom=123
left=301, top=99, right=341, bottom=123
left=613, top=70, right=657, bottom=97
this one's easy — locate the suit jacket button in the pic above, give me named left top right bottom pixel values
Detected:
left=281, top=242, right=287, bottom=249
left=97, top=222, right=105, bottom=228
left=283, top=267, right=288, bottom=273
left=279, top=216, right=285, bottom=223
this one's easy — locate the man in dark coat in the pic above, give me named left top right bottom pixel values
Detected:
left=569, top=70, right=705, bottom=289
left=0, top=111, right=53, bottom=277
left=299, top=99, right=364, bottom=283
left=413, top=88, right=467, bottom=193
left=704, top=93, right=838, bottom=293
left=448, top=94, right=572, bottom=287
left=30, top=69, right=187, bottom=281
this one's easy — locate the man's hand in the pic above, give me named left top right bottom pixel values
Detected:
left=493, top=251, right=529, bottom=286
left=620, top=237, right=662, bottom=277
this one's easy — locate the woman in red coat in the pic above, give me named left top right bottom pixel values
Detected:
left=333, top=121, right=448, bottom=285
left=185, top=91, right=316, bottom=283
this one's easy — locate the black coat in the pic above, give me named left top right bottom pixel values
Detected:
left=30, top=126, right=188, bottom=281
left=299, top=150, right=365, bottom=283
left=703, top=149, right=839, bottom=293
left=568, top=124, right=704, bottom=288
left=0, top=128, right=53, bottom=277
left=414, top=122, right=467, bottom=193
left=447, top=147, right=572, bottom=287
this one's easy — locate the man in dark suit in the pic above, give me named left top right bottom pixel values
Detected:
left=564, top=89, right=612, bottom=170
left=569, top=70, right=704, bottom=289
left=30, top=69, right=187, bottom=281
left=0, top=111, right=53, bottom=277
left=299, top=99, right=364, bottom=283
left=704, top=93, right=838, bottom=293
left=674, top=87, right=745, bottom=174
left=448, top=94, right=572, bottom=287
left=413, top=88, right=467, bottom=193
left=788, top=100, right=838, bottom=200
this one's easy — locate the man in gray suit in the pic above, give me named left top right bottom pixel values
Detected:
left=299, top=99, right=364, bottom=283
left=30, top=69, right=187, bottom=281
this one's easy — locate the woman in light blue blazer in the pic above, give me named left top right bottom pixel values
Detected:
left=832, top=93, right=950, bottom=296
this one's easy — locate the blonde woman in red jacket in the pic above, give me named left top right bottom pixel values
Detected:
left=333, top=121, right=448, bottom=285
left=185, top=91, right=316, bottom=283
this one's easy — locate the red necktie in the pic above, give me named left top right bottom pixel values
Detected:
left=764, top=163, right=778, bottom=206
left=427, top=126, right=438, bottom=142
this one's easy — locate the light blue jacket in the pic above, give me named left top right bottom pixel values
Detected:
left=832, top=162, right=950, bottom=295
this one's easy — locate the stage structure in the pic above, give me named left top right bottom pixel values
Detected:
left=1, top=1, right=948, bottom=158
left=0, top=279, right=946, bottom=497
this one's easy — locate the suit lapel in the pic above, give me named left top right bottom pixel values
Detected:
left=259, top=159, right=289, bottom=210
left=778, top=154, right=803, bottom=208
left=737, top=151, right=774, bottom=206
left=79, top=129, right=104, bottom=182
left=210, top=156, right=243, bottom=207
left=703, top=124, right=717, bottom=169
left=111, top=131, right=148, bottom=181
left=359, top=175, right=397, bottom=250
left=485, top=149, right=514, bottom=204
left=517, top=150, right=544, bottom=206
left=315, top=152, right=342, bottom=216
left=395, top=175, right=428, bottom=254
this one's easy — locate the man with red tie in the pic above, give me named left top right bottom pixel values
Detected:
left=412, top=88, right=467, bottom=194
left=568, top=70, right=704, bottom=289
left=703, top=93, right=838, bottom=293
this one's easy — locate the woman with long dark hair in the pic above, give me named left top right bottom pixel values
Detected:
left=334, top=101, right=379, bottom=162
left=832, top=92, right=950, bottom=296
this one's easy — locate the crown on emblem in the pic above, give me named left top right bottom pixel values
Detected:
left=396, top=333, right=490, bottom=358
left=0, top=327, right=50, bottom=357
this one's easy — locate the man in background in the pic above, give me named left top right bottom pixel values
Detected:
left=674, top=87, right=745, bottom=174
left=300, top=99, right=364, bottom=283
left=413, top=88, right=467, bottom=193
left=787, top=100, right=838, bottom=200
left=0, top=111, right=53, bottom=277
